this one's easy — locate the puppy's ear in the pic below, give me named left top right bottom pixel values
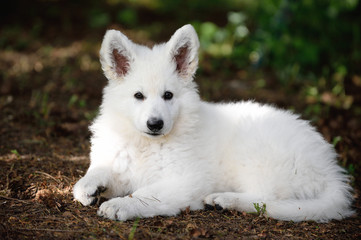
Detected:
left=167, top=25, right=200, bottom=80
left=99, top=30, right=134, bottom=81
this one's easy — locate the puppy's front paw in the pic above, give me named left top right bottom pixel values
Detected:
left=73, top=177, right=107, bottom=206
left=98, top=197, right=132, bottom=221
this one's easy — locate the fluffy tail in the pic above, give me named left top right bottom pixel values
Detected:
left=266, top=182, right=354, bottom=222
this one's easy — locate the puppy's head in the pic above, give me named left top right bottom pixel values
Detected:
left=99, top=25, right=200, bottom=138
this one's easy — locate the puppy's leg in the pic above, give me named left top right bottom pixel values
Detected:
left=98, top=179, right=203, bottom=221
left=73, top=167, right=111, bottom=206
left=204, top=192, right=264, bottom=213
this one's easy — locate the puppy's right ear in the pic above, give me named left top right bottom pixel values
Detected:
left=166, top=25, right=200, bottom=81
left=99, top=30, right=135, bottom=81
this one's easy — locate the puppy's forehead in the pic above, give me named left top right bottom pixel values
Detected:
left=135, top=71, right=175, bottom=94
left=128, top=72, right=175, bottom=96
left=133, top=42, right=166, bottom=59
left=131, top=46, right=175, bottom=81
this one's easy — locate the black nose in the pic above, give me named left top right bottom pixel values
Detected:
left=147, top=118, right=164, bottom=132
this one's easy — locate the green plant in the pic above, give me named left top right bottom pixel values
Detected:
left=194, top=0, right=360, bottom=111
left=253, top=202, right=267, bottom=217
left=10, top=149, right=20, bottom=157
left=88, top=10, right=110, bottom=28
left=347, top=164, right=356, bottom=176
left=332, top=136, right=342, bottom=147
left=128, top=217, right=140, bottom=240
left=68, top=94, right=86, bottom=108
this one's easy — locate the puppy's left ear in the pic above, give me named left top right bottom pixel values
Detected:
left=167, top=25, right=200, bottom=80
left=99, top=29, right=135, bottom=81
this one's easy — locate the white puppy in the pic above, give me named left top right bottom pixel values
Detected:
left=73, top=25, right=354, bottom=222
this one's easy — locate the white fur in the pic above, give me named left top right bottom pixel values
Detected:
left=73, top=24, right=354, bottom=222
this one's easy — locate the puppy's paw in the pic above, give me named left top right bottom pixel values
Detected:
left=204, top=193, right=231, bottom=210
left=98, top=198, right=132, bottom=221
left=73, top=176, right=107, bottom=206
left=203, top=193, right=220, bottom=206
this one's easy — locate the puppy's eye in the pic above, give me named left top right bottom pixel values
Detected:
left=163, top=91, right=173, bottom=100
left=134, top=92, right=145, bottom=100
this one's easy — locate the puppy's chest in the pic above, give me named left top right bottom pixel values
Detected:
left=112, top=143, right=169, bottom=180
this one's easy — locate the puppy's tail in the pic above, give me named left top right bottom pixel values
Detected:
left=266, top=181, right=354, bottom=222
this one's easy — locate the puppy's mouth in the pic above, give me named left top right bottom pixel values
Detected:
left=145, top=132, right=163, bottom=137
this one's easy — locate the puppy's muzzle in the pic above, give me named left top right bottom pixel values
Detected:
left=147, top=118, right=164, bottom=134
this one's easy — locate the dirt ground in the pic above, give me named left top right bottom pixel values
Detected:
left=1, top=21, right=361, bottom=240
